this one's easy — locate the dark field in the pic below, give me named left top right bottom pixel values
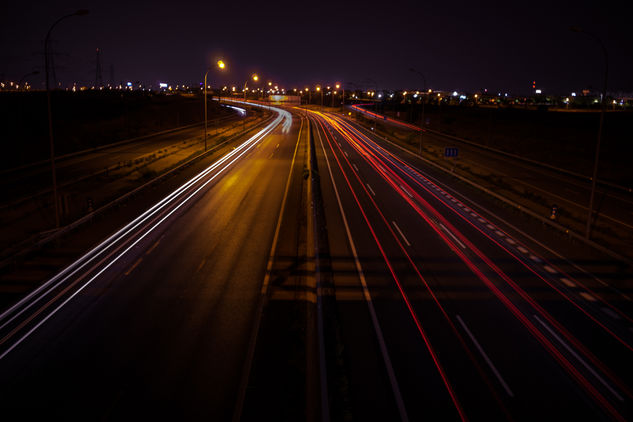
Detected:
left=0, top=91, right=229, bottom=170
left=379, top=103, right=633, bottom=187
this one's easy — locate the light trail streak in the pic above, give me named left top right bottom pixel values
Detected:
left=0, top=103, right=288, bottom=358
left=331, top=114, right=633, bottom=399
left=316, top=111, right=628, bottom=418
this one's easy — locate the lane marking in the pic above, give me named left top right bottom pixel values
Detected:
left=145, top=238, right=162, bottom=255
left=543, top=265, right=557, bottom=274
left=529, top=255, right=541, bottom=263
left=580, top=292, right=597, bottom=302
left=317, top=122, right=410, bottom=422
left=517, top=246, right=528, bottom=253
left=124, top=257, right=143, bottom=276
left=494, top=230, right=505, bottom=237
left=456, top=315, right=514, bottom=397
left=439, top=223, right=466, bottom=249
left=478, top=218, right=486, bottom=223
left=486, top=224, right=495, bottom=230
left=392, top=221, right=411, bottom=246
left=560, top=278, right=576, bottom=287
left=366, top=184, right=376, bottom=197
left=195, top=258, right=206, bottom=274
left=506, top=238, right=516, bottom=245
left=344, top=151, right=349, bottom=158
left=534, top=314, right=623, bottom=402
left=400, top=185, right=413, bottom=198
left=353, top=163, right=359, bottom=172
left=602, top=307, right=621, bottom=320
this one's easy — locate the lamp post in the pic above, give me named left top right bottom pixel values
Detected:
left=570, top=26, right=608, bottom=239
left=409, top=68, right=427, bottom=154
left=244, top=73, right=258, bottom=101
left=45, top=9, right=89, bottom=228
left=316, top=85, right=322, bottom=110
left=204, top=59, right=226, bottom=152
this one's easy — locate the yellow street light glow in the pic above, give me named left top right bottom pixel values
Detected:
left=217, top=60, right=225, bottom=69
left=268, top=81, right=272, bottom=86
left=252, top=74, right=259, bottom=81
left=316, top=86, right=321, bottom=91
left=335, top=83, right=340, bottom=89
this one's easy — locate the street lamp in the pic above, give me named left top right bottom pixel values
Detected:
left=570, top=26, right=608, bottom=239
left=244, top=73, right=258, bottom=101
left=409, top=68, right=427, bottom=154
left=316, top=85, right=323, bottom=109
left=45, top=9, right=89, bottom=228
left=204, top=59, right=226, bottom=151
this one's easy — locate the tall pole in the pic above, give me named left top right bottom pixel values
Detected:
left=410, top=68, right=427, bottom=154
left=204, top=71, right=208, bottom=151
left=45, top=9, right=89, bottom=229
left=571, top=27, right=608, bottom=239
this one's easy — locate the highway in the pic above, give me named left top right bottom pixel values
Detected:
left=351, top=104, right=633, bottom=253
left=0, top=104, right=299, bottom=419
left=308, top=110, right=633, bottom=421
left=0, top=100, right=631, bottom=421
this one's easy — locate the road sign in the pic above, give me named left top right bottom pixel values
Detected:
left=444, top=147, right=459, bottom=157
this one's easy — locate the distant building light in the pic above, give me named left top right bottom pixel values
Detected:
left=571, top=92, right=577, bottom=97
left=126, top=82, right=132, bottom=87
left=459, top=95, right=466, bottom=100
left=535, top=89, right=542, bottom=94
left=452, top=91, right=459, bottom=96
left=159, top=83, right=168, bottom=89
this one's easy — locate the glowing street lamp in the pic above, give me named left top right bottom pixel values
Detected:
left=204, top=59, right=227, bottom=151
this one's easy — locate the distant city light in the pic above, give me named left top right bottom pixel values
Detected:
left=535, top=89, right=542, bottom=94
left=159, top=83, right=168, bottom=88
left=571, top=92, right=577, bottom=97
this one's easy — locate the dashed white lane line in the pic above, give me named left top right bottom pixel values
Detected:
left=478, top=218, right=486, bottom=223
left=560, top=278, right=576, bottom=287
left=366, top=184, right=376, bottom=196
left=529, top=255, right=542, bottom=263
left=580, top=292, right=597, bottom=302
left=439, top=223, right=466, bottom=249
left=495, top=230, right=505, bottom=237
left=543, top=265, right=557, bottom=274
left=344, top=151, right=349, bottom=158
left=353, top=163, right=359, bottom=171
left=602, top=307, right=621, bottom=320
left=470, top=213, right=478, bottom=218
left=392, top=221, right=411, bottom=246
left=456, top=315, right=514, bottom=397
left=506, top=238, right=516, bottom=245
left=486, top=224, right=495, bottom=230
left=517, top=246, right=529, bottom=253
left=464, top=207, right=471, bottom=212
left=400, top=185, right=413, bottom=198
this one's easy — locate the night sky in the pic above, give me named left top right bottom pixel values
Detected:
left=2, top=0, right=631, bottom=94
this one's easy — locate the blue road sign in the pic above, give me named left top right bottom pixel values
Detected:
left=444, top=147, right=459, bottom=157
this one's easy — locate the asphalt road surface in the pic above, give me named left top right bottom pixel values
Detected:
left=0, top=105, right=300, bottom=420
left=309, top=110, right=633, bottom=421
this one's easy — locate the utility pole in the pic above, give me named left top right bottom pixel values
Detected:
left=45, top=9, right=89, bottom=229
left=95, top=47, right=103, bottom=88
left=570, top=27, right=608, bottom=239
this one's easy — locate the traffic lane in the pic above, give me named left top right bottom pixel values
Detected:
left=366, top=128, right=633, bottom=404
left=314, top=117, right=497, bottom=421
left=312, top=118, right=404, bottom=421
left=0, top=120, right=299, bottom=419
left=324, top=119, right=610, bottom=420
left=356, top=116, right=633, bottom=237
left=347, top=117, right=633, bottom=300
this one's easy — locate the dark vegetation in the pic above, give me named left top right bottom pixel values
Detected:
left=0, top=91, right=230, bottom=170
left=374, top=102, right=633, bottom=187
